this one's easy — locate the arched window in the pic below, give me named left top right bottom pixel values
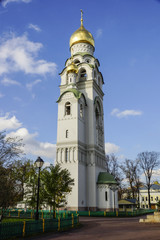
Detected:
left=94, top=70, right=97, bottom=79
left=95, top=101, right=103, bottom=147
left=86, top=59, right=90, bottom=63
left=65, top=102, right=71, bottom=115
left=95, top=106, right=100, bottom=126
left=74, top=59, right=80, bottom=64
left=80, top=104, right=83, bottom=118
left=95, top=101, right=101, bottom=124
left=66, top=130, right=68, bottom=138
left=80, top=69, right=87, bottom=79
left=65, top=148, right=69, bottom=162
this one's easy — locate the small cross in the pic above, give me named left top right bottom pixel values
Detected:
left=81, top=9, right=83, bottom=26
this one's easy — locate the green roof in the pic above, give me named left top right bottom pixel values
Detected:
left=118, top=199, right=137, bottom=205
left=57, top=88, right=82, bottom=103
left=97, top=172, right=117, bottom=184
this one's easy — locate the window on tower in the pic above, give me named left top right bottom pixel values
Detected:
left=65, top=148, right=69, bottom=162
left=105, top=191, right=108, bottom=201
left=66, top=130, right=68, bottom=138
left=85, top=58, right=90, bottom=63
left=65, top=102, right=71, bottom=115
left=80, top=69, right=87, bottom=79
left=80, top=104, right=83, bottom=117
left=95, top=107, right=100, bottom=126
left=74, top=59, right=80, bottom=65
left=95, top=101, right=103, bottom=147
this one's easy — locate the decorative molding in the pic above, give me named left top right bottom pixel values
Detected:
left=71, top=43, right=94, bottom=56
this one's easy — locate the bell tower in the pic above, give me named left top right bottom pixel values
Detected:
left=56, top=10, right=106, bottom=210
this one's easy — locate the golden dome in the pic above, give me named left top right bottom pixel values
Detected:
left=67, top=62, right=78, bottom=74
left=70, top=10, right=95, bottom=48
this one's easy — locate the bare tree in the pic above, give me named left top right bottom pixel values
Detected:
left=106, top=154, right=123, bottom=199
left=0, top=131, right=23, bottom=166
left=120, top=159, right=140, bottom=199
left=106, top=154, right=119, bottom=180
left=137, top=151, right=160, bottom=208
left=120, top=159, right=142, bottom=208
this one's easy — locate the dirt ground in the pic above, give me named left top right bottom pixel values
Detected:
left=28, top=216, right=160, bottom=240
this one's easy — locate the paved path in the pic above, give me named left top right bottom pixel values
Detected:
left=28, top=216, right=160, bottom=240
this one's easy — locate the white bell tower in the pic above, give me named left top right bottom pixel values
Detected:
left=56, top=11, right=110, bottom=211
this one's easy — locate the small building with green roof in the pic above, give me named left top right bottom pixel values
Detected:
left=97, top=172, right=118, bottom=211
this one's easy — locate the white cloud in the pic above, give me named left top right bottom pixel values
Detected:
left=43, top=161, right=51, bottom=167
left=105, top=142, right=120, bottom=154
left=0, top=92, right=5, bottom=98
left=111, top=108, right=143, bottom=118
left=96, top=28, right=103, bottom=39
left=2, top=0, right=32, bottom=7
left=152, top=169, right=160, bottom=177
left=26, top=79, right=42, bottom=91
left=7, top=128, right=56, bottom=160
left=28, top=23, right=41, bottom=32
left=0, top=113, right=56, bottom=160
left=1, top=77, right=21, bottom=86
left=0, top=34, right=57, bottom=76
left=0, top=113, right=22, bottom=131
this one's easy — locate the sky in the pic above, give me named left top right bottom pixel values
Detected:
left=0, top=0, right=160, bottom=171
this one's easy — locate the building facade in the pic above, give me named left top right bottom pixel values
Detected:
left=139, top=184, right=160, bottom=209
left=56, top=11, right=118, bottom=211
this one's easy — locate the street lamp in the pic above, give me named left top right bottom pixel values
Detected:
left=109, top=184, right=118, bottom=212
left=35, top=156, right=44, bottom=220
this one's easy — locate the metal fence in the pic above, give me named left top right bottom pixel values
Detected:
left=63, top=209, right=154, bottom=217
left=0, top=215, right=79, bottom=240
left=0, top=208, right=154, bottom=239
left=1, top=208, right=154, bottom=220
left=1, top=209, right=72, bottom=219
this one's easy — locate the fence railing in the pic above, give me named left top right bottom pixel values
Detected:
left=0, top=208, right=154, bottom=220
left=0, top=215, right=79, bottom=240
left=0, top=208, right=154, bottom=239
left=61, top=209, right=154, bottom=217
left=1, top=209, right=72, bottom=219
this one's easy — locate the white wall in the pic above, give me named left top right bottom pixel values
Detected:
left=97, top=184, right=118, bottom=210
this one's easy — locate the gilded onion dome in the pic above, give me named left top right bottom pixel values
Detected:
left=67, top=61, right=78, bottom=73
left=70, top=10, right=95, bottom=48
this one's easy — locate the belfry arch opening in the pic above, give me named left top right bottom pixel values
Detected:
left=65, top=102, right=71, bottom=115
left=74, top=59, right=80, bottom=64
left=80, top=68, right=87, bottom=80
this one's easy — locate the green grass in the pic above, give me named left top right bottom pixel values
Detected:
left=2, top=218, right=34, bottom=223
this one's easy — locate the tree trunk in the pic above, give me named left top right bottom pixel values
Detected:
left=137, top=188, right=140, bottom=209
left=0, top=208, right=4, bottom=223
left=148, top=185, right=151, bottom=209
left=53, top=196, right=56, bottom=219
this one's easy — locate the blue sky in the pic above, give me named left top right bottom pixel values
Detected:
left=0, top=0, right=160, bottom=168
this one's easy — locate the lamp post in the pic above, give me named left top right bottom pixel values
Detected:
left=35, top=156, right=44, bottom=220
left=109, top=185, right=118, bottom=212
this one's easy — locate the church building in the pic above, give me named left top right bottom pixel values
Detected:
left=56, top=11, right=118, bottom=211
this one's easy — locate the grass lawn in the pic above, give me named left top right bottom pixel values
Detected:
left=2, top=218, right=34, bottom=223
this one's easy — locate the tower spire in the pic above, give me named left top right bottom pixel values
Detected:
left=80, top=9, right=83, bottom=26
